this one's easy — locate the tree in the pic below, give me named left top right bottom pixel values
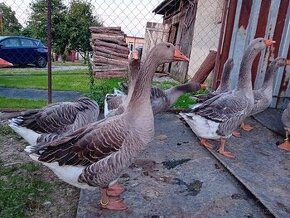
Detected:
left=0, top=3, right=22, bottom=35
left=24, top=0, right=68, bottom=56
left=66, top=0, right=102, bottom=63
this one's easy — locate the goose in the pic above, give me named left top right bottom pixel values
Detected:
left=150, top=82, right=206, bottom=114
left=104, top=50, right=140, bottom=118
left=240, top=58, right=290, bottom=130
left=9, top=97, right=99, bottom=145
left=194, top=58, right=234, bottom=103
left=279, top=102, right=290, bottom=151
left=105, top=50, right=204, bottom=117
left=179, top=38, right=275, bottom=158
left=25, top=42, right=189, bottom=210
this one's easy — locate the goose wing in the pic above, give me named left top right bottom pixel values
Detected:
left=193, top=91, right=250, bottom=123
left=31, top=117, right=131, bottom=166
left=20, top=102, right=85, bottom=133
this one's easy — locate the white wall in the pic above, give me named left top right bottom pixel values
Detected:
left=188, top=0, right=225, bottom=78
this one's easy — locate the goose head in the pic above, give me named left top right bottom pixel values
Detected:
left=148, top=42, right=189, bottom=65
left=247, top=38, right=275, bottom=57
left=273, top=58, right=290, bottom=67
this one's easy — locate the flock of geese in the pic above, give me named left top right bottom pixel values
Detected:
left=5, top=38, right=290, bottom=211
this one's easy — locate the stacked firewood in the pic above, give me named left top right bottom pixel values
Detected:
left=90, top=27, right=129, bottom=78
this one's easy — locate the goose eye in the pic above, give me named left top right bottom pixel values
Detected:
left=166, top=45, right=170, bottom=48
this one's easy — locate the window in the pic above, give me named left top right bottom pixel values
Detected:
left=20, top=38, right=36, bottom=47
left=1, top=38, right=21, bottom=47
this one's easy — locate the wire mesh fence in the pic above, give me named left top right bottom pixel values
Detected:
left=0, top=0, right=225, bottom=104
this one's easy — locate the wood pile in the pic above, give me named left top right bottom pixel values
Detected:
left=90, top=27, right=129, bottom=78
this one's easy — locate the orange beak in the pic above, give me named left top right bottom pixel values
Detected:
left=286, top=60, right=290, bottom=65
left=200, top=83, right=207, bottom=89
left=264, top=39, right=276, bottom=46
left=174, top=49, right=189, bottom=62
left=0, top=58, right=13, bottom=68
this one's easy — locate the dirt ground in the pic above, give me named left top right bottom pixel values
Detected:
left=0, top=120, right=79, bottom=218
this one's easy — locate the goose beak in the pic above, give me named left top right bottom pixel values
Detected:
left=264, top=39, right=276, bottom=46
left=0, top=58, right=13, bottom=67
left=286, top=60, right=290, bottom=65
left=200, top=83, right=207, bottom=89
left=174, top=49, right=189, bottom=62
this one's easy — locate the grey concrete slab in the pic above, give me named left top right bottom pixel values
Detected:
left=253, top=108, right=284, bottom=136
left=76, top=113, right=271, bottom=218
left=200, top=117, right=290, bottom=218
left=0, top=87, right=83, bottom=102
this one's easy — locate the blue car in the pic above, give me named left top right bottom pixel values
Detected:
left=0, top=36, right=48, bottom=68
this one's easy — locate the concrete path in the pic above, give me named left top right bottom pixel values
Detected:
left=0, top=87, right=83, bottom=102
left=76, top=113, right=272, bottom=218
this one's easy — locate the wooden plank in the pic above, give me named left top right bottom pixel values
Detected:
left=89, top=26, right=122, bottom=32
left=91, top=33, right=125, bottom=41
left=191, top=50, right=217, bottom=83
left=93, top=56, right=128, bottom=66
left=92, top=46, right=129, bottom=58
left=91, top=37, right=127, bottom=47
left=92, top=39, right=129, bottom=53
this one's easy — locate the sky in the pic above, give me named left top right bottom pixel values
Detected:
left=2, top=0, right=164, bottom=37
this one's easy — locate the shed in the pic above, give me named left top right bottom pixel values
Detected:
left=213, top=0, right=290, bottom=109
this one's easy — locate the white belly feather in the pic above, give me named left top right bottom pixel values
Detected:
left=180, top=112, right=220, bottom=140
left=29, top=153, right=96, bottom=190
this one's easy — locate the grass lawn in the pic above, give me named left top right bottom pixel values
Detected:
left=0, top=68, right=123, bottom=93
left=0, top=97, right=47, bottom=109
left=0, top=67, right=205, bottom=110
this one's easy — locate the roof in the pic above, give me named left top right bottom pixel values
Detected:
left=152, top=0, right=181, bottom=15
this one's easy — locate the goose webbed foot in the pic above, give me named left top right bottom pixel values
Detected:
left=240, top=122, right=254, bottom=131
left=200, top=138, right=213, bottom=149
left=218, top=138, right=235, bottom=159
left=100, top=189, right=128, bottom=210
left=232, top=130, right=241, bottom=138
left=106, top=183, right=125, bottom=197
left=278, top=139, right=290, bottom=152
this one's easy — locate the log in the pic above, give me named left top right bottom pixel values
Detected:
left=93, top=50, right=128, bottom=60
left=94, top=71, right=126, bottom=79
left=92, top=46, right=129, bottom=58
left=93, top=66, right=127, bottom=71
left=191, top=50, right=217, bottom=83
left=92, top=39, right=129, bottom=53
left=93, top=56, right=128, bottom=66
left=91, top=37, right=127, bottom=47
left=91, top=33, right=125, bottom=41
left=90, top=26, right=122, bottom=32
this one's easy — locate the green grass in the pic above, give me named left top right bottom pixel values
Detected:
left=52, top=61, right=87, bottom=66
left=0, top=162, right=51, bottom=217
left=0, top=69, right=123, bottom=94
left=0, top=97, right=46, bottom=109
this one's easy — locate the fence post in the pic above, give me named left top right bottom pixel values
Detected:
left=47, top=0, right=52, bottom=104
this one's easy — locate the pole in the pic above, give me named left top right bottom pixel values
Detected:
left=47, top=0, right=52, bottom=104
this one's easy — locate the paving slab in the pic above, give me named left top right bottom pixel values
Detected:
left=0, top=87, right=82, bottom=102
left=199, top=117, right=290, bottom=218
left=76, top=113, right=271, bottom=218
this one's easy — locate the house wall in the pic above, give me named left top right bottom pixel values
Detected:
left=188, top=0, right=225, bottom=78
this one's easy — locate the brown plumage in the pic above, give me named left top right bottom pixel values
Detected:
left=26, top=42, right=189, bottom=210
left=9, top=97, right=99, bottom=145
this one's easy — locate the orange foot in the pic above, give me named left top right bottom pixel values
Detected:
left=100, top=197, right=128, bottom=210
left=232, top=130, right=241, bottom=138
left=218, top=148, right=235, bottom=158
left=240, top=122, right=254, bottom=131
left=106, top=183, right=125, bottom=197
left=200, top=138, right=213, bottom=149
left=278, top=140, right=290, bottom=152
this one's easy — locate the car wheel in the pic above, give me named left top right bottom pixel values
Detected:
left=36, top=56, right=47, bottom=68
